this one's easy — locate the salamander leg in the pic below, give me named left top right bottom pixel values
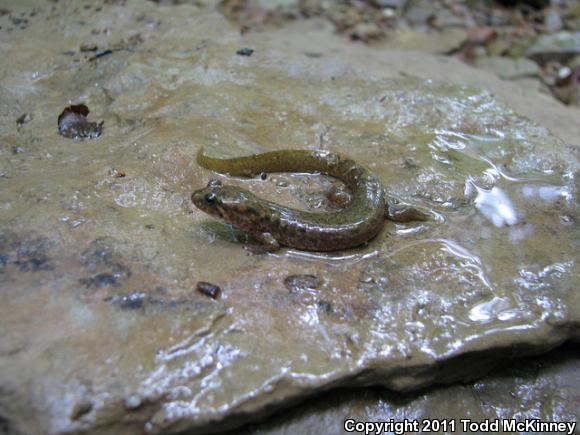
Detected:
left=255, top=232, right=281, bottom=251
left=385, top=203, right=430, bottom=223
left=243, top=232, right=281, bottom=255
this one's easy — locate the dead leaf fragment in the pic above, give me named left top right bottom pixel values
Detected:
left=57, top=104, right=103, bottom=140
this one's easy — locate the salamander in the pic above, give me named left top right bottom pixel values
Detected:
left=192, top=148, right=394, bottom=251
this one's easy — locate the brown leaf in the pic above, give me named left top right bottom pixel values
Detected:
left=57, top=104, right=103, bottom=140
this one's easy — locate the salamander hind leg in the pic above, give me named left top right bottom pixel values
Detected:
left=385, top=203, right=431, bottom=223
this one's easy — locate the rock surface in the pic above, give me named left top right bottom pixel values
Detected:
left=230, top=344, right=580, bottom=435
left=526, top=31, right=580, bottom=62
left=378, top=28, right=468, bottom=54
left=0, top=2, right=579, bottom=435
left=475, top=56, right=540, bottom=79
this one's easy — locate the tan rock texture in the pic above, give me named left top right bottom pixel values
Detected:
left=0, top=2, right=578, bottom=435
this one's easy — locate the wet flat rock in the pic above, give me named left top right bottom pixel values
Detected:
left=0, top=2, right=579, bottom=435
left=228, top=344, right=580, bottom=435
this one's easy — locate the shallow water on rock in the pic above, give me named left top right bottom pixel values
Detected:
left=0, top=2, right=578, bottom=434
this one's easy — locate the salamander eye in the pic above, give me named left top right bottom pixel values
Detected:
left=205, top=193, right=217, bottom=205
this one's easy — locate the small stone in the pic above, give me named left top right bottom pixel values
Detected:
left=475, top=56, right=540, bottom=79
left=526, top=31, right=580, bottom=63
left=432, top=9, right=471, bottom=29
left=254, top=0, right=299, bottom=9
left=124, top=394, right=142, bottom=410
left=71, top=219, right=86, bottom=228
left=557, top=66, right=572, bottom=81
left=405, top=5, right=434, bottom=26
left=371, top=0, right=408, bottom=9
left=379, top=28, right=468, bottom=55
left=382, top=8, right=396, bottom=18
left=196, top=281, right=221, bottom=299
left=236, top=48, right=254, bottom=56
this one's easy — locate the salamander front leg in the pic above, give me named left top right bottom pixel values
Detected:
left=244, top=232, right=281, bottom=255
left=255, top=232, right=281, bottom=251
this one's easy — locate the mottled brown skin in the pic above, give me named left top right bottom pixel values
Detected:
left=191, top=148, right=387, bottom=252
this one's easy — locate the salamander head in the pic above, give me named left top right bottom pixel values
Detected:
left=192, top=179, right=258, bottom=222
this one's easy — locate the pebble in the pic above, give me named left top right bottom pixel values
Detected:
left=236, top=48, right=254, bottom=56
left=526, top=31, right=580, bottom=62
left=196, top=281, right=221, bottom=299
left=475, top=56, right=539, bottom=79
left=372, top=0, right=409, bottom=9
left=124, top=394, right=142, bottom=410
